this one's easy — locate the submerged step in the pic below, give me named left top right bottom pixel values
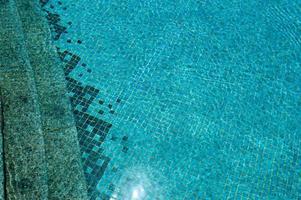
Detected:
left=0, top=0, right=48, bottom=199
left=14, top=0, right=89, bottom=199
left=0, top=90, right=4, bottom=200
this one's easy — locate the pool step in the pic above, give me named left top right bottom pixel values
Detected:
left=0, top=0, right=49, bottom=199
left=0, top=90, right=4, bottom=200
left=0, top=0, right=88, bottom=199
left=14, top=0, right=88, bottom=199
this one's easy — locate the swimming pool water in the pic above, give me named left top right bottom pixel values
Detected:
left=42, top=0, right=301, bottom=199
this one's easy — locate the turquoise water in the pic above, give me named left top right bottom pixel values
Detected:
left=43, top=0, right=301, bottom=199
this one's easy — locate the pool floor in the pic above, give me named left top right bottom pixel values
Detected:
left=42, top=0, right=301, bottom=199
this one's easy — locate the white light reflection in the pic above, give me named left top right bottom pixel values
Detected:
left=112, top=166, right=163, bottom=200
left=131, top=185, right=145, bottom=200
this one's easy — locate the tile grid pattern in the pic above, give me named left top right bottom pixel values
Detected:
left=40, top=0, right=301, bottom=199
left=40, top=2, right=121, bottom=198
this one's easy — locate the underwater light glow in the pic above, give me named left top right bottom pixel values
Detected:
left=131, top=185, right=146, bottom=200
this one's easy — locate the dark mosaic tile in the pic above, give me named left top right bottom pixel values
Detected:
left=44, top=11, right=67, bottom=40
left=40, top=2, right=116, bottom=198
left=40, top=0, right=50, bottom=7
left=122, top=136, right=128, bottom=141
left=122, top=146, right=128, bottom=153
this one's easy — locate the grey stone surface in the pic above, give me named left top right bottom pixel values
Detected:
left=39, top=93, right=75, bottom=131
left=0, top=0, right=49, bottom=199
left=14, top=0, right=88, bottom=199
left=0, top=92, right=4, bottom=200
left=45, top=127, right=89, bottom=200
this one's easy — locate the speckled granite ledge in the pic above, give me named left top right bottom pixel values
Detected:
left=0, top=0, right=48, bottom=199
left=0, top=92, right=4, bottom=200
left=0, top=0, right=88, bottom=199
left=14, top=0, right=88, bottom=199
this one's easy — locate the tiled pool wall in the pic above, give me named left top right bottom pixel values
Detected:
left=41, top=0, right=301, bottom=199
